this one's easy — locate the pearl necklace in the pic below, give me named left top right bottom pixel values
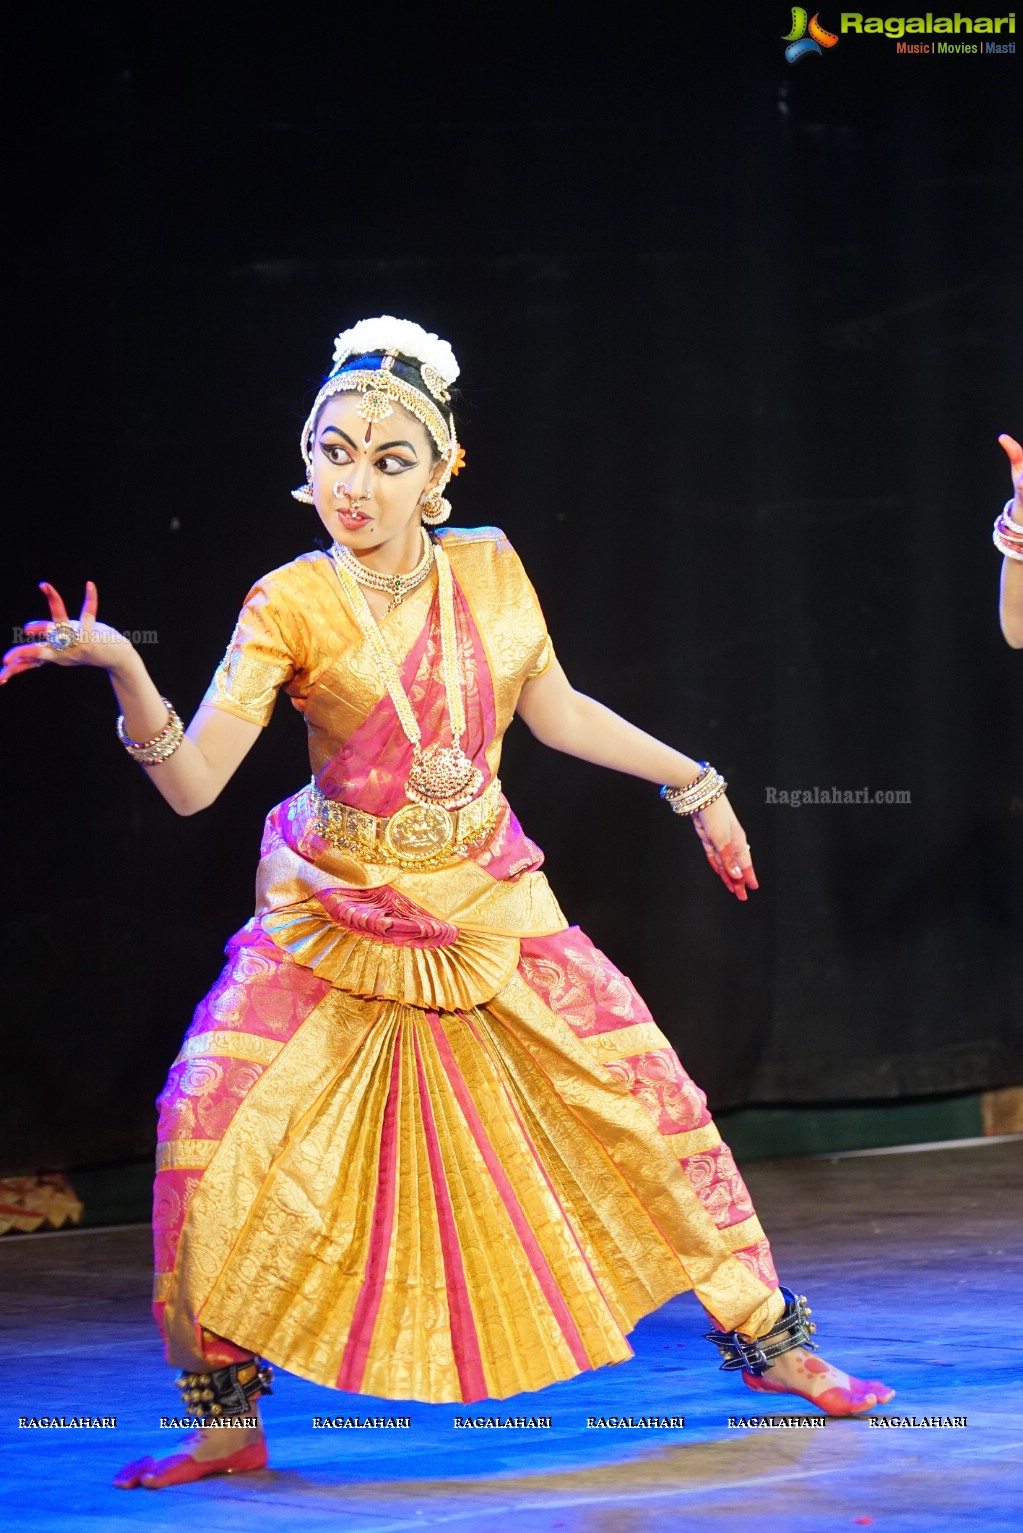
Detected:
left=329, top=530, right=435, bottom=613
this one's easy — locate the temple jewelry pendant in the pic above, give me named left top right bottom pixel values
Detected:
left=406, top=745, right=484, bottom=812
left=382, top=802, right=456, bottom=864
left=357, top=387, right=394, bottom=424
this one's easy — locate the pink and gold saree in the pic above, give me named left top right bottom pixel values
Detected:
left=152, top=527, right=782, bottom=1403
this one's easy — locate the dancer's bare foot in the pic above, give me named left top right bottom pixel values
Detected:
left=742, top=1347, right=895, bottom=1417
left=113, top=1411, right=267, bottom=1488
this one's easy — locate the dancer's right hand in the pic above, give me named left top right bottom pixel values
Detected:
left=0, top=580, right=135, bottom=684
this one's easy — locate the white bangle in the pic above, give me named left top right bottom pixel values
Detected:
left=993, top=527, right=1023, bottom=562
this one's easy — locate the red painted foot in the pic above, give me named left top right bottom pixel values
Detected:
left=742, top=1368, right=895, bottom=1417
left=113, top=1438, right=268, bottom=1488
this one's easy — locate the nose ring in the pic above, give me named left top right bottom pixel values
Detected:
left=333, top=480, right=373, bottom=503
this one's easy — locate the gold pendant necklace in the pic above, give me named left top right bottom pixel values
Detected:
left=331, top=541, right=484, bottom=816
left=330, top=529, right=434, bottom=613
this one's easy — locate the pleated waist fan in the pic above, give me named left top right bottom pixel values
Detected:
left=308, top=776, right=503, bottom=872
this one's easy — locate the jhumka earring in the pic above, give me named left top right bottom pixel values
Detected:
left=421, top=488, right=451, bottom=526
left=291, top=459, right=315, bottom=505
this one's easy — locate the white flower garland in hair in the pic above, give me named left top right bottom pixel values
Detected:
left=331, top=315, right=460, bottom=385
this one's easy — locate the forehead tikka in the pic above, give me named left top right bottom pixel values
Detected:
left=364, top=351, right=396, bottom=441
left=300, top=361, right=459, bottom=478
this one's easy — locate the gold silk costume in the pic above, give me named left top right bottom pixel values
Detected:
left=152, top=526, right=784, bottom=1404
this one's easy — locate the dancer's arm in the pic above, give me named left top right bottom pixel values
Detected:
left=110, top=652, right=261, bottom=814
left=517, top=658, right=704, bottom=786
left=1, top=581, right=261, bottom=815
left=997, top=434, right=1023, bottom=648
left=516, top=657, right=757, bottom=899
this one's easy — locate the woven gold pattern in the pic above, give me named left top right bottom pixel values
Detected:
left=156, top=1139, right=218, bottom=1172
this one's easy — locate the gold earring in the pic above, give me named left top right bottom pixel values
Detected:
left=291, top=464, right=315, bottom=505
left=421, top=488, right=451, bottom=526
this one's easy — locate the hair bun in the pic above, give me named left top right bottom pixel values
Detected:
left=330, top=317, right=459, bottom=385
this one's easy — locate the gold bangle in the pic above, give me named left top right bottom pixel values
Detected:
left=117, top=700, right=185, bottom=765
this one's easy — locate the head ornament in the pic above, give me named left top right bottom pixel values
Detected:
left=293, top=316, right=461, bottom=506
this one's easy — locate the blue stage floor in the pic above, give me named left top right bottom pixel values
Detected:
left=1, top=1138, right=1020, bottom=1532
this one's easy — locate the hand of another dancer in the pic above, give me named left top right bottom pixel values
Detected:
left=0, top=581, right=135, bottom=684
left=998, top=433, right=1023, bottom=516
left=692, top=795, right=758, bottom=901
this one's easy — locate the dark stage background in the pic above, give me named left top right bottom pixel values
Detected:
left=1, top=6, right=1020, bottom=1171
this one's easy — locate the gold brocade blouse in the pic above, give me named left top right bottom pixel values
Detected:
left=202, top=526, right=553, bottom=775
left=198, top=527, right=568, bottom=1013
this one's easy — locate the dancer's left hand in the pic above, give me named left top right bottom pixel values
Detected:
left=692, top=795, right=758, bottom=901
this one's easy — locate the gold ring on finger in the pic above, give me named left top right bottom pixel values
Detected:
left=46, top=621, right=80, bottom=652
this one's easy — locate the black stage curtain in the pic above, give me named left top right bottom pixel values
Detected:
left=1, top=8, right=1020, bottom=1169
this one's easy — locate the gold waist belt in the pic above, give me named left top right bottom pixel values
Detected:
left=309, top=775, right=502, bottom=871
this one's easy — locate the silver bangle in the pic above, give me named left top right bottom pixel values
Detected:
left=661, top=764, right=729, bottom=818
left=993, top=518, right=1023, bottom=563
left=994, top=534, right=1023, bottom=563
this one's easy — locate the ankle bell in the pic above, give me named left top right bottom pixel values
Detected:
left=174, top=1359, right=274, bottom=1418
left=704, top=1286, right=818, bottom=1376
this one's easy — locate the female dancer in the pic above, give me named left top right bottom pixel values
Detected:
left=993, top=433, right=1023, bottom=644
left=1, top=317, right=893, bottom=1489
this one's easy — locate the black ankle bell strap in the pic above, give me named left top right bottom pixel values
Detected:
left=704, top=1286, right=818, bottom=1375
left=174, top=1359, right=274, bottom=1417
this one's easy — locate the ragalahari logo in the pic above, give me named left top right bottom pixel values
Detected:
left=783, top=8, right=840, bottom=60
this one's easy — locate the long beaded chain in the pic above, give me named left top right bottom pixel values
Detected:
left=330, top=541, right=482, bottom=810
left=330, top=528, right=435, bottom=611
